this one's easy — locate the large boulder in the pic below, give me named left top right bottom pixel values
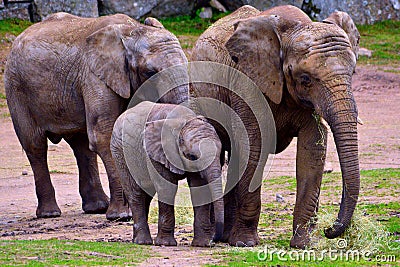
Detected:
left=98, top=0, right=194, bottom=19
left=305, top=0, right=400, bottom=24
left=32, top=0, right=98, bottom=21
left=219, top=0, right=400, bottom=24
left=218, top=0, right=303, bottom=11
left=0, top=3, right=31, bottom=21
left=98, top=0, right=158, bottom=19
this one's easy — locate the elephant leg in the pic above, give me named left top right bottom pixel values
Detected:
left=20, top=131, right=60, bottom=217
left=111, top=143, right=153, bottom=244
left=9, top=105, right=61, bottom=218
left=188, top=175, right=213, bottom=247
left=155, top=200, right=177, bottom=246
left=84, top=96, right=130, bottom=221
left=149, top=162, right=178, bottom=246
left=229, top=166, right=261, bottom=247
left=222, top=186, right=237, bottom=242
left=65, top=133, right=109, bottom=214
left=225, top=140, right=261, bottom=246
left=95, top=145, right=131, bottom=220
left=131, top=189, right=153, bottom=245
left=290, top=118, right=327, bottom=249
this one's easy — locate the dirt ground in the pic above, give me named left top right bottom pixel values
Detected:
left=0, top=39, right=399, bottom=266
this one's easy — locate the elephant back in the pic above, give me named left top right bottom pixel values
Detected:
left=191, top=5, right=259, bottom=64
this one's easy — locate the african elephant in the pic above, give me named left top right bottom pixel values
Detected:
left=4, top=13, right=188, bottom=220
left=110, top=101, right=224, bottom=247
left=191, top=5, right=361, bottom=248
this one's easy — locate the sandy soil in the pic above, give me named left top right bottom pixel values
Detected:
left=0, top=40, right=399, bottom=266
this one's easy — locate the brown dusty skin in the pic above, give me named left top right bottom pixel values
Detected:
left=0, top=40, right=399, bottom=265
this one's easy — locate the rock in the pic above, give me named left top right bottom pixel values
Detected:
left=276, top=193, right=285, bottom=203
left=99, top=0, right=158, bottom=19
left=358, top=48, right=373, bottom=58
left=99, top=0, right=195, bottom=20
left=219, top=0, right=303, bottom=11
left=303, top=0, right=400, bottom=24
left=199, top=7, right=213, bottom=19
left=210, top=0, right=227, bottom=12
left=148, top=0, right=195, bottom=19
left=218, top=0, right=400, bottom=24
left=4, top=33, right=17, bottom=43
left=32, top=0, right=98, bottom=22
left=22, top=170, right=28, bottom=176
left=0, top=3, right=30, bottom=21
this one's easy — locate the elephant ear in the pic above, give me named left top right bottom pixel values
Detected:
left=86, top=24, right=134, bottom=99
left=225, top=15, right=284, bottom=104
left=323, top=11, right=360, bottom=59
left=144, top=119, right=185, bottom=175
left=144, top=17, right=164, bottom=29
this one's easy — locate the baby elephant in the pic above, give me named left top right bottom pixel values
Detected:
left=111, top=101, right=224, bottom=247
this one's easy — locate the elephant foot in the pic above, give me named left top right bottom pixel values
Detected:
left=83, top=199, right=109, bottom=214
left=105, top=201, right=132, bottom=221
left=133, top=232, right=153, bottom=245
left=36, top=203, right=61, bottom=218
left=228, top=228, right=259, bottom=247
left=191, top=237, right=215, bottom=247
left=290, top=232, right=311, bottom=249
left=155, top=235, right=177, bottom=246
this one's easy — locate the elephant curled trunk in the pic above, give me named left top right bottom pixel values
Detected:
left=322, top=90, right=360, bottom=238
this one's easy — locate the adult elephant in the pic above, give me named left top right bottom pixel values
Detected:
left=191, top=5, right=361, bottom=248
left=5, top=13, right=188, bottom=220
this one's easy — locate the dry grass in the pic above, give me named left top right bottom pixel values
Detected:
left=308, top=208, right=395, bottom=254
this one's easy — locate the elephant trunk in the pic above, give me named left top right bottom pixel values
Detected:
left=321, top=88, right=360, bottom=238
left=203, top=164, right=224, bottom=242
left=160, top=84, right=189, bottom=105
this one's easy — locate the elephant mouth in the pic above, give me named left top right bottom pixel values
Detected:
left=298, top=97, right=314, bottom=109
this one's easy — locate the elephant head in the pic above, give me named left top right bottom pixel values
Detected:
left=85, top=17, right=188, bottom=104
left=144, top=115, right=224, bottom=241
left=225, top=7, right=360, bottom=240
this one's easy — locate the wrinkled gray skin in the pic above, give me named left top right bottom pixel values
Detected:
left=4, top=13, right=188, bottom=220
left=111, top=101, right=224, bottom=247
left=191, top=5, right=360, bottom=248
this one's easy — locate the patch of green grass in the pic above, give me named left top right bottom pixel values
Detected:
left=159, top=12, right=228, bottom=37
left=357, top=20, right=400, bottom=66
left=0, top=19, right=32, bottom=39
left=0, top=239, right=151, bottom=266
left=263, top=175, right=296, bottom=191
left=0, top=93, right=6, bottom=99
left=149, top=205, right=194, bottom=225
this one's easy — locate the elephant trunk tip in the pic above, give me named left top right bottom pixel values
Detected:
left=213, top=222, right=224, bottom=242
left=323, top=220, right=345, bottom=239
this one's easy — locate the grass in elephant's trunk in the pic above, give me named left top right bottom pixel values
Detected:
left=308, top=208, right=396, bottom=254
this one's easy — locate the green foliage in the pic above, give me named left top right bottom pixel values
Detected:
left=0, top=19, right=32, bottom=39
left=159, top=12, right=228, bottom=36
left=357, top=20, right=400, bottom=65
left=0, top=239, right=151, bottom=266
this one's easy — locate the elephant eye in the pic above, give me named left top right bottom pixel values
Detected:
left=184, top=153, right=198, bottom=161
left=300, top=74, right=312, bottom=87
left=146, top=70, right=157, bottom=78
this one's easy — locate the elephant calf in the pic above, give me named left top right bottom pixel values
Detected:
left=110, top=101, right=224, bottom=247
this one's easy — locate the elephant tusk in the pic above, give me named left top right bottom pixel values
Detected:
left=320, top=117, right=330, bottom=129
left=357, top=116, right=364, bottom=125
